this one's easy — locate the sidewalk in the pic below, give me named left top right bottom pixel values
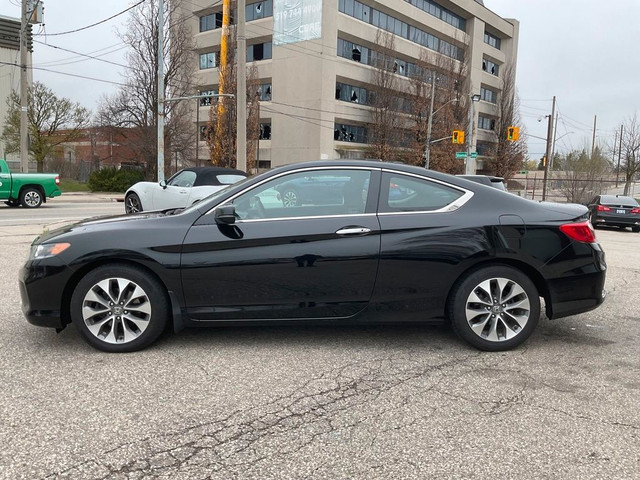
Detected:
left=59, top=192, right=124, bottom=203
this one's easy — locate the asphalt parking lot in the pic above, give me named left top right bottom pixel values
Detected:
left=0, top=196, right=638, bottom=480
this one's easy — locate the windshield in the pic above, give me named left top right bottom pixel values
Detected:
left=217, top=174, right=247, bottom=185
left=179, top=175, right=254, bottom=215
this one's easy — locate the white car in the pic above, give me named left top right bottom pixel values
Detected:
left=124, top=167, right=247, bottom=213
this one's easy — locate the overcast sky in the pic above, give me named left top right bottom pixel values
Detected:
left=4, top=0, right=640, bottom=160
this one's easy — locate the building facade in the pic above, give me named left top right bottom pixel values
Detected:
left=184, top=0, right=519, bottom=172
left=0, top=15, right=33, bottom=166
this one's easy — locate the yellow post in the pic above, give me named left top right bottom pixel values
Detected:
left=214, top=0, right=231, bottom=165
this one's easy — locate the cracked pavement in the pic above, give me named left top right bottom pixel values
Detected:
left=1, top=202, right=638, bottom=479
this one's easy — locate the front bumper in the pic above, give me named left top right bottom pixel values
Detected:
left=19, top=260, right=74, bottom=329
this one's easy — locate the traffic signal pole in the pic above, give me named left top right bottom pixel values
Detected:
left=541, top=95, right=556, bottom=201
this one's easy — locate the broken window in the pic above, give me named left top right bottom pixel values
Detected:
left=352, top=47, right=361, bottom=62
left=350, top=90, right=358, bottom=102
left=259, top=123, right=271, bottom=140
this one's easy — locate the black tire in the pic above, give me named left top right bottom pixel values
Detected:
left=632, top=226, right=640, bottom=233
left=70, top=264, right=169, bottom=352
left=20, top=187, right=43, bottom=208
left=280, top=189, right=300, bottom=207
left=125, top=192, right=142, bottom=213
left=5, top=199, right=20, bottom=207
left=448, top=265, right=540, bottom=351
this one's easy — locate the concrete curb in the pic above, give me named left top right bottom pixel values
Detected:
left=59, top=192, right=124, bottom=203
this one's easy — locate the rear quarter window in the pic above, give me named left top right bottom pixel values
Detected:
left=379, top=173, right=464, bottom=213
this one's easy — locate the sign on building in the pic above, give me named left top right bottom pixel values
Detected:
left=273, top=0, right=322, bottom=46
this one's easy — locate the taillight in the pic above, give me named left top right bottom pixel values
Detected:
left=631, top=207, right=640, bottom=214
left=560, top=221, right=597, bottom=243
left=596, top=205, right=610, bottom=212
left=55, top=175, right=60, bottom=185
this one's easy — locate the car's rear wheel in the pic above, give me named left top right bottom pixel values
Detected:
left=449, top=265, right=540, bottom=351
left=281, top=189, right=300, bottom=207
left=632, top=226, right=640, bottom=233
left=70, top=264, right=169, bottom=352
left=20, top=187, right=43, bottom=208
left=125, top=193, right=142, bottom=213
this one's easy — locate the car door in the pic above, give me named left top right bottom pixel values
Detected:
left=152, top=170, right=197, bottom=210
left=180, top=167, right=381, bottom=321
left=371, top=170, right=475, bottom=321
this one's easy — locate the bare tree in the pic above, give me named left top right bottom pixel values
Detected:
left=620, top=113, right=640, bottom=195
left=557, top=147, right=609, bottom=203
left=367, top=31, right=405, bottom=161
left=488, top=64, right=526, bottom=180
left=97, top=0, right=195, bottom=179
left=407, top=40, right=469, bottom=173
left=1, top=81, right=90, bottom=172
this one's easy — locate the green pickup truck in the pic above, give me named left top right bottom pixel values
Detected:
left=0, top=158, right=61, bottom=208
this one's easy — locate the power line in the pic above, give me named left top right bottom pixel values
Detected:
left=36, top=0, right=147, bottom=36
left=34, top=40, right=129, bottom=69
left=0, top=61, right=126, bottom=86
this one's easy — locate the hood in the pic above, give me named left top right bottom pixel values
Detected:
left=33, top=211, right=167, bottom=245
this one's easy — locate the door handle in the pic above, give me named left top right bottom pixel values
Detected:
left=336, top=227, right=371, bottom=236
left=0, top=174, right=9, bottom=179
left=179, top=190, right=188, bottom=194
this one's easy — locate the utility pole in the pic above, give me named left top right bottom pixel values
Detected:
left=423, top=75, right=435, bottom=169
left=215, top=0, right=231, bottom=166
left=541, top=95, right=556, bottom=201
left=549, top=113, right=559, bottom=170
left=157, top=0, right=165, bottom=182
left=195, top=92, right=200, bottom=167
left=20, top=0, right=29, bottom=173
left=616, top=124, right=623, bottom=188
left=236, top=0, right=247, bottom=172
left=591, top=115, right=597, bottom=156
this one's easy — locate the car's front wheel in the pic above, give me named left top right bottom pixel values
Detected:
left=125, top=193, right=142, bottom=213
left=448, top=265, right=540, bottom=351
left=70, top=264, right=169, bottom=352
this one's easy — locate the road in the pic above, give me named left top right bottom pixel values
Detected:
left=0, top=200, right=638, bottom=479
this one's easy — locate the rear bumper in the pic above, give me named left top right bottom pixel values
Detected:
left=592, top=212, right=640, bottom=227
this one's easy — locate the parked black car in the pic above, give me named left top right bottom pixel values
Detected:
left=588, top=195, right=640, bottom=232
left=20, top=161, right=606, bottom=353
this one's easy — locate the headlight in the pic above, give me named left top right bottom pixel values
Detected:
left=30, top=243, right=70, bottom=260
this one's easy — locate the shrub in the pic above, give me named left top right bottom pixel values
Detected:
left=88, top=168, right=144, bottom=192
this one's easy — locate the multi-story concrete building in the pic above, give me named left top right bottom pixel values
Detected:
left=0, top=15, right=32, bottom=167
left=184, top=0, right=518, bottom=172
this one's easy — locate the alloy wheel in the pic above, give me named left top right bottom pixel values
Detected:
left=281, top=190, right=298, bottom=207
left=24, top=191, right=41, bottom=207
left=464, top=277, right=531, bottom=342
left=126, top=195, right=141, bottom=213
left=81, top=277, right=152, bottom=344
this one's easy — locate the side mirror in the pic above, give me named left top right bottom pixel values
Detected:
left=160, top=180, right=167, bottom=189
left=214, top=205, right=236, bottom=225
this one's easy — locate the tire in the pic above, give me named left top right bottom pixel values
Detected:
left=70, top=264, right=169, bottom=352
left=448, top=265, right=540, bottom=351
left=281, top=189, right=300, bottom=207
left=632, top=226, right=640, bottom=233
left=20, top=187, right=43, bottom=208
left=125, top=193, right=142, bottom=213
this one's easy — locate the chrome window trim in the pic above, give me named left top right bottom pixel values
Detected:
left=379, top=169, right=474, bottom=215
left=203, top=165, right=473, bottom=221
left=204, top=166, right=379, bottom=216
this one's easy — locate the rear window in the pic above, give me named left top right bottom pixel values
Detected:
left=217, top=174, right=247, bottom=185
left=380, top=173, right=464, bottom=212
left=601, top=195, right=638, bottom=206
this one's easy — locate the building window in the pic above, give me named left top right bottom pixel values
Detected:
left=199, top=89, right=218, bottom=106
left=246, top=0, right=273, bottom=21
left=335, top=82, right=370, bottom=105
left=255, top=83, right=272, bottom=101
left=200, top=11, right=236, bottom=32
left=478, top=115, right=496, bottom=131
left=199, top=52, right=217, bottom=69
left=334, top=123, right=368, bottom=143
left=480, top=86, right=497, bottom=104
left=476, top=141, right=495, bottom=156
left=405, top=0, right=466, bottom=31
left=484, top=32, right=501, bottom=50
left=259, top=122, right=271, bottom=140
left=482, top=58, right=499, bottom=76
left=339, top=0, right=462, bottom=61
left=248, top=41, right=272, bottom=61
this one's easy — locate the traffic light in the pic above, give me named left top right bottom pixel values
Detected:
left=541, top=156, right=547, bottom=167
left=452, top=130, right=465, bottom=144
left=507, top=126, right=520, bottom=141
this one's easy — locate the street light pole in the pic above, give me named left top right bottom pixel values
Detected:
left=541, top=95, right=556, bottom=201
left=466, top=94, right=480, bottom=175
left=157, top=0, right=165, bottom=182
left=424, top=75, right=435, bottom=169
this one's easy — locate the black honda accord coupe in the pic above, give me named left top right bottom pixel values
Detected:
left=20, top=161, right=606, bottom=352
